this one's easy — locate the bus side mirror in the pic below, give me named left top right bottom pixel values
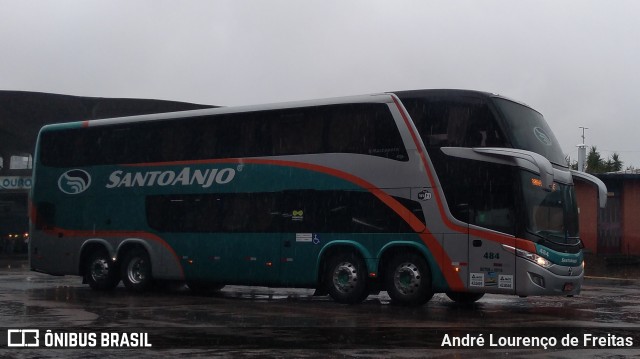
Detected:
left=571, top=170, right=607, bottom=208
left=473, top=148, right=555, bottom=191
left=441, top=147, right=555, bottom=191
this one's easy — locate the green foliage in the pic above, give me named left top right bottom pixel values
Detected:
left=585, top=146, right=623, bottom=174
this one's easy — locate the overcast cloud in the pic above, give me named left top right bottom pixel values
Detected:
left=2, top=0, right=639, bottom=167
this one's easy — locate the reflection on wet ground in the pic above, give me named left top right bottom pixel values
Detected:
left=0, top=265, right=638, bottom=358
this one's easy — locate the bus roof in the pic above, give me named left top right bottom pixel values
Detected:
left=39, top=89, right=537, bottom=133
left=393, top=89, right=537, bottom=113
left=39, top=93, right=396, bottom=132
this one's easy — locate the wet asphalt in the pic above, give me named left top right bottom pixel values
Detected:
left=0, top=259, right=638, bottom=358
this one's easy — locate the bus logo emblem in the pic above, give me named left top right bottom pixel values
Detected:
left=58, top=169, right=92, bottom=194
left=533, top=127, right=552, bottom=146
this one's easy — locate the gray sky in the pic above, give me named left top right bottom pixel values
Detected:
left=2, top=0, right=639, bottom=167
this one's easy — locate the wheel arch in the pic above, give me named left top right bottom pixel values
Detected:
left=377, top=241, right=436, bottom=286
left=78, top=239, right=116, bottom=276
left=116, top=239, right=156, bottom=273
left=316, top=241, right=373, bottom=286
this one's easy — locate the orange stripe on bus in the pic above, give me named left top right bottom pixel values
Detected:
left=34, top=156, right=464, bottom=289
left=515, top=238, right=537, bottom=253
left=120, top=147, right=466, bottom=289
left=392, top=96, right=520, bottom=251
left=250, top=159, right=465, bottom=290
left=391, top=96, right=465, bottom=233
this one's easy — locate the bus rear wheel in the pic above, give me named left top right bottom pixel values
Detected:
left=325, top=252, right=369, bottom=304
left=385, top=253, right=433, bottom=306
left=120, top=248, right=152, bottom=292
left=446, top=292, right=484, bottom=304
left=85, top=251, right=120, bottom=291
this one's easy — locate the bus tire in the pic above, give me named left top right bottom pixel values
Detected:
left=446, top=292, right=484, bottom=304
left=325, top=252, right=369, bottom=304
left=120, top=248, right=152, bottom=292
left=85, top=250, right=120, bottom=291
left=385, top=252, right=433, bottom=306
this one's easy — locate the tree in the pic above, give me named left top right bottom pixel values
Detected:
left=610, top=153, right=623, bottom=172
left=586, top=146, right=604, bottom=174
left=585, top=146, right=623, bottom=174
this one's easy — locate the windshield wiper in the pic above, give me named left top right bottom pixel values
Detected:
left=536, top=230, right=580, bottom=245
left=537, top=230, right=564, bottom=239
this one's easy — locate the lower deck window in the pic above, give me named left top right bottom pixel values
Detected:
left=146, top=190, right=424, bottom=234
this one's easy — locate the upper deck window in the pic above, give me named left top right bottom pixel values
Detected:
left=40, top=103, right=408, bottom=167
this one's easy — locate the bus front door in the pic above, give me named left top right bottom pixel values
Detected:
left=468, top=232, right=516, bottom=294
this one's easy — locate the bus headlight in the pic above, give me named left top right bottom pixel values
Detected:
left=503, top=245, right=553, bottom=268
left=515, top=248, right=552, bottom=268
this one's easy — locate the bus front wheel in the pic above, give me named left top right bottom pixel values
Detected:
left=85, top=251, right=120, bottom=291
left=385, top=253, right=433, bottom=306
left=324, top=252, right=369, bottom=304
left=120, top=248, right=152, bottom=292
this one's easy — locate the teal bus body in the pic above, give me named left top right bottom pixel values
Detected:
left=29, top=90, right=604, bottom=305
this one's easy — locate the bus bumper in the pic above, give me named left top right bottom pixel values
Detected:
left=515, top=257, right=584, bottom=296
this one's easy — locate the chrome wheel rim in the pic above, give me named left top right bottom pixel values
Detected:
left=126, top=257, right=147, bottom=284
left=394, top=262, right=421, bottom=295
left=90, top=258, right=110, bottom=282
left=332, top=261, right=359, bottom=294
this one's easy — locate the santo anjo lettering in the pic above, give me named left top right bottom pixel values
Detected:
left=106, top=167, right=236, bottom=189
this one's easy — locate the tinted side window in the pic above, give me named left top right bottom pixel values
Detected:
left=280, top=191, right=422, bottom=233
left=269, top=110, right=325, bottom=156
left=146, top=190, right=423, bottom=234
left=146, top=193, right=280, bottom=233
left=324, top=105, right=407, bottom=160
left=209, top=113, right=270, bottom=159
left=436, top=157, right=517, bottom=235
left=402, top=97, right=506, bottom=149
left=40, top=103, right=408, bottom=167
left=267, top=104, right=408, bottom=160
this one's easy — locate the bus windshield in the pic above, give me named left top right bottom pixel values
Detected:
left=521, top=173, right=579, bottom=245
left=493, top=98, right=567, bottom=167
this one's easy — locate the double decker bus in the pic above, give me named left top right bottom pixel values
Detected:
left=29, top=89, right=606, bottom=306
